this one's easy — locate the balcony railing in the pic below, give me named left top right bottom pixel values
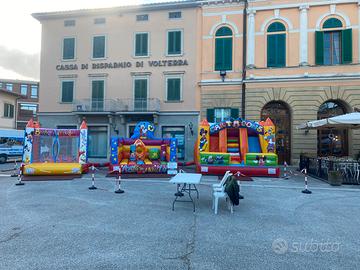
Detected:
left=72, top=98, right=160, bottom=113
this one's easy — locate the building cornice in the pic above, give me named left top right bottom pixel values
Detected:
left=0, top=78, right=39, bottom=84
left=245, top=73, right=360, bottom=83
left=249, top=0, right=359, bottom=12
left=32, top=0, right=202, bottom=21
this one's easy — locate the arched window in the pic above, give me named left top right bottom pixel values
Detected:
left=316, top=17, right=352, bottom=65
left=317, top=100, right=348, bottom=156
left=215, top=26, right=233, bottom=71
left=323, top=18, right=343, bottom=65
left=267, top=22, right=286, bottom=67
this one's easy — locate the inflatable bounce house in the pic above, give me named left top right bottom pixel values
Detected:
left=22, top=119, right=88, bottom=177
left=195, top=118, right=280, bottom=177
left=110, top=122, right=177, bottom=175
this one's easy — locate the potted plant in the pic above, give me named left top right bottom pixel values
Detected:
left=328, top=170, right=343, bottom=186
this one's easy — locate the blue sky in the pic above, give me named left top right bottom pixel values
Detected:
left=0, top=0, right=177, bottom=81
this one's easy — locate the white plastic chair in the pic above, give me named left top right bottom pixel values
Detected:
left=212, top=171, right=232, bottom=192
left=212, top=171, right=233, bottom=214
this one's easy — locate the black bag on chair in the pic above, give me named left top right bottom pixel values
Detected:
left=225, top=176, right=240, bottom=206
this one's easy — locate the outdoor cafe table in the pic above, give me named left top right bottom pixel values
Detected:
left=169, top=173, right=202, bottom=212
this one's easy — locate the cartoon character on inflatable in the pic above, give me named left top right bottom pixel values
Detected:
left=131, top=122, right=155, bottom=140
left=199, top=128, right=208, bottom=152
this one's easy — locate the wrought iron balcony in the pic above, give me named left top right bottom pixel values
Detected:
left=72, top=98, right=160, bottom=113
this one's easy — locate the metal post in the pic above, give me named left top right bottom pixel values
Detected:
left=115, top=166, right=124, bottom=194
left=283, top=161, right=289, bottom=179
left=11, top=160, right=18, bottom=177
left=15, top=164, right=24, bottom=186
left=301, top=168, right=312, bottom=194
left=88, top=165, right=97, bottom=190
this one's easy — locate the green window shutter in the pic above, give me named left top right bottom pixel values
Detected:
left=9, top=105, right=14, bottom=118
left=215, top=38, right=224, bottom=71
left=135, top=79, right=147, bottom=99
left=92, top=81, right=104, bottom=99
left=277, top=34, right=286, bottom=67
left=61, top=81, right=74, bottom=102
left=93, top=36, right=105, bottom=58
left=63, top=38, right=75, bottom=60
left=168, top=32, right=174, bottom=54
left=167, top=78, right=180, bottom=101
left=141, top=34, right=148, bottom=56
left=135, top=35, right=141, bottom=55
left=267, top=34, right=286, bottom=67
left=223, top=38, right=233, bottom=70
left=315, top=31, right=324, bottom=65
left=174, top=31, right=181, bottom=54
left=267, top=35, right=275, bottom=67
left=168, top=31, right=181, bottom=55
left=342, top=29, right=352, bottom=64
left=207, top=109, right=215, bottom=122
left=135, top=34, right=148, bottom=56
left=215, top=38, right=232, bottom=71
left=231, top=108, right=239, bottom=119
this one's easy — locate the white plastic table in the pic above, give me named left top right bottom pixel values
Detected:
left=169, top=173, right=202, bottom=212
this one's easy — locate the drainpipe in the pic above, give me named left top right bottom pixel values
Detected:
left=241, top=0, right=248, bottom=119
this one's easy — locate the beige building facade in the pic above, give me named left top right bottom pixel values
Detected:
left=199, top=0, right=360, bottom=164
left=0, top=89, right=21, bottom=129
left=33, top=1, right=201, bottom=161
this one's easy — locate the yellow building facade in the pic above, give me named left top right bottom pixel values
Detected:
left=199, top=0, right=360, bottom=164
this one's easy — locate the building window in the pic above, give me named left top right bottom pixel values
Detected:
left=20, top=84, right=28, bottom=96
left=19, top=103, right=37, bottom=118
left=162, top=126, right=185, bottom=160
left=92, top=35, right=106, bottom=59
left=167, top=30, right=182, bottom=55
left=30, top=85, right=38, bottom=98
left=64, top=19, right=75, bottom=27
left=215, top=26, right=233, bottom=71
left=136, top=14, right=148, bottom=21
left=6, top=83, right=13, bottom=91
left=61, top=81, right=74, bottom=103
left=134, top=33, right=149, bottom=57
left=3, top=103, right=14, bottom=118
left=166, top=77, right=181, bottom=101
left=94, top=18, right=106, bottom=25
left=316, top=18, right=352, bottom=65
left=267, top=22, right=286, bottom=68
left=206, top=108, right=238, bottom=123
left=91, top=80, right=105, bottom=111
left=317, top=101, right=348, bottom=156
left=88, top=126, right=108, bottom=158
left=134, top=77, right=148, bottom=111
left=169, top=11, right=181, bottom=19
left=63, top=37, right=75, bottom=60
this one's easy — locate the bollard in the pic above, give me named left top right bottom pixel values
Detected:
left=15, top=164, right=24, bottom=186
left=115, top=166, right=125, bottom=194
left=11, top=160, right=18, bottom=177
left=88, top=165, right=97, bottom=190
left=301, top=168, right=312, bottom=194
left=283, top=161, right=289, bottom=179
